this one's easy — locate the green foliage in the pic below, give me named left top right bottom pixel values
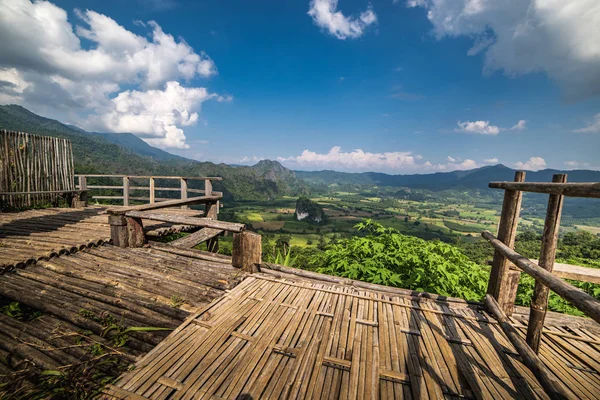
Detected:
left=1, top=301, right=42, bottom=321
left=317, top=220, right=488, bottom=301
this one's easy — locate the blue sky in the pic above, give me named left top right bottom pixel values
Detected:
left=0, top=0, right=599, bottom=173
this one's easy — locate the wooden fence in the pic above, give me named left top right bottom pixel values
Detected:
left=76, top=175, right=221, bottom=207
left=0, top=130, right=75, bottom=209
left=483, top=173, right=600, bottom=398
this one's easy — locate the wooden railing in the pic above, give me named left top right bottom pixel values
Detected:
left=106, top=186, right=262, bottom=273
left=76, top=174, right=222, bottom=206
left=483, top=172, right=600, bottom=398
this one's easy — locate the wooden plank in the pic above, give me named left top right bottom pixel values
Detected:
left=170, top=228, right=223, bottom=248
left=123, top=211, right=244, bottom=232
left=488, top=181, right=600, bottom=198
left=531, top=260, right=600, bottom=284
left=108, top=195, right=223, bottom=215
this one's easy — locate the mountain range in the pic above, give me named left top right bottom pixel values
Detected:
left=1, top=104, right=599, bottom=200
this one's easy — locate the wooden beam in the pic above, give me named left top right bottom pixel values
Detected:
left=232, top=231, right=261, bottom=273
left=527, top=174, right=567, bottom=353
left=107, top=195, right=222, bottom=215
left=482, top=230, right=600, bottom=325
left=170, top=228, right=223, bottom=248
left=489, top=181, right=600, bottom=198
left=484, top=295, right=570, bottom=400
left=487, top=171, right=525, bottom=315
left=123, top=211, right=244, bottom=232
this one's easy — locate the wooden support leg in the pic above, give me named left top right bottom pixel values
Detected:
left=109, top=215, right=128, bottom=247
left=205, top=201, right=219, bottom=252
left=527, top=174, right=567, bottom=353
left=207, top=237, right=219, bottom=253
left=232, top=231, right=262, bottom=273
left=487, top=171, right=526, bottom=316
left=126, top=217, right=146, bottom=248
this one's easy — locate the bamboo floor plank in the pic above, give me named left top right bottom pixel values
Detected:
left=103, top=275, right=600, bottom=399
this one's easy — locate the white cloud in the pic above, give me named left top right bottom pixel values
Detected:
left=277, top=146, right=479, bottom=173
left=425, top=159, right=478, bottom=172
left=564, top=161, right=579, bottom=168
left=573, top=113, right=600, bottom=133
left=511, top=120, right=527, bottom=130
left=408, top=0, right=600, bottom=100
left=514, top=157, right=547, bottom=171
left=308, top=0, right=377, bottom=40
left=455, top=120, right=500, bottom=135
left=454, top=119, right=526, bottom=135
left=86, top=81, right=221, bottom=149
left=0, top=0, right=224, bottom=148
left=279, top=146, right=416, bottom=170
left=484, top=157, right=499, bottom=163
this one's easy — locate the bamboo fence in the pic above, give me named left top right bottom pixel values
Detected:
left=0, top=129, right=75, bottom=209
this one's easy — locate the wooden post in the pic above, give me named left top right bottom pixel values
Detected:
left=149, top=177, right=155, bottom=204
left=126, top=217, right=146, bottom=247
left=79, top=175, right=87, bottom=191
left=204, top=178, right=212, bottom=196
left=109, top=215, right=128, bottom=247
left=487, top=170, right=526, bottom=316
left=232, top=231, right=261, bottom=273
left=180, top=178, right=188, bottom=209
left=123, top=176, right=130, bottom=206
left=526, top=174, right=567, bottom=353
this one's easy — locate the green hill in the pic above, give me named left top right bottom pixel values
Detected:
left=0, top=105, right=306, bottom=200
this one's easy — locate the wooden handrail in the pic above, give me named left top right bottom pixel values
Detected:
left=75, top=174, right=222, bottom=181
left=489, top=181, right=600, bottom=198
left=482, top=230, right=600, bottom=325
left=107, top=195, right=221, bottom=215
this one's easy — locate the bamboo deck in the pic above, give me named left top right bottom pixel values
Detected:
left=0, top=206, right=202, bottom=271
left=2, top=208, right=600, bottom=398
left=106, top=273, right=600, bottom=400
left=0, top=243, right=245, bottom=394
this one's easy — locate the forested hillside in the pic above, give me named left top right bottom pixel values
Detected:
left=0, top=105, right=306, bottom=200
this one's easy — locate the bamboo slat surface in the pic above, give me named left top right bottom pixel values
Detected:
left=0, top=206, right=204, bottom=271
left=105, top=274, right=600, bottom=399
left=0, top=244, right=245, bottom=396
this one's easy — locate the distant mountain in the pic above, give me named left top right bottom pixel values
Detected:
left=295, top=164, right=600, bottom=191
left=2, top=104, right=597, bottom=201
left=92, top=131, right=189, bottom=162
left=0, top=105, right=305, bottom=200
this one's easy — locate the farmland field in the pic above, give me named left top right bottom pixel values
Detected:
left=221, top=189, right=600, bottom=250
